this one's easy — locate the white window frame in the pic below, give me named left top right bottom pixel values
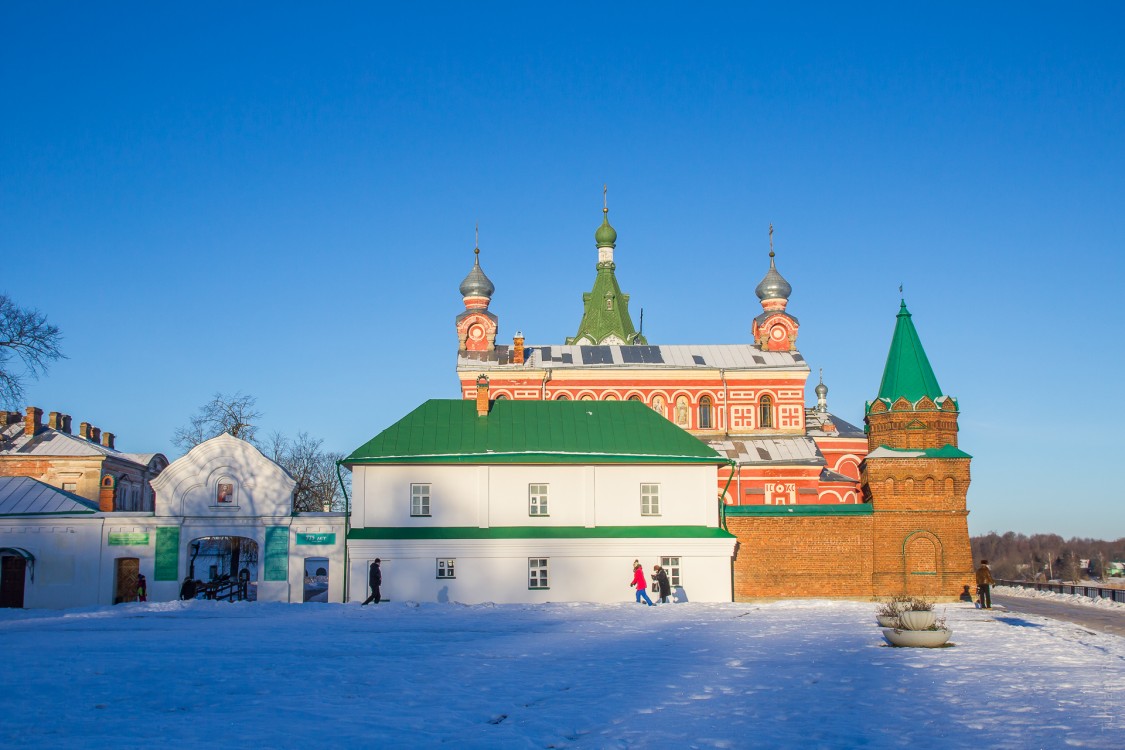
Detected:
left=528, top=558, right=549, bottom=589
left=528, top=483, right=549, bottom=516
left=641, top=483, right=661, bottom=516
left=661, top=556, right=682, bottom=588
left=411, top=483, right=431, bottom=517
left=436, top=558, right=455, bottom=579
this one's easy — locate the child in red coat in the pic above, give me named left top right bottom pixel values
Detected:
left=630, top=561, right=654, bottom=606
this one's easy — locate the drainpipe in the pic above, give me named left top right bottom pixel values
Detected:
left=541, top=369, right=552, bottom=400
left=336, top=460, right=351, bottom=603
left=720, top=368, right=730, bottom=435
left=718, top=459, right=736, bottom=531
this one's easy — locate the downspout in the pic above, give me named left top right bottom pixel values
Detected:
left=720, top=368, right=730, bottom=435
left=719, top=459, right=736, bottom=531
left=336, top=460, right=351, bottom=603
left=541, top=369, right=552, bottom=400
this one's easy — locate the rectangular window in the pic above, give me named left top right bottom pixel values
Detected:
left=411, top=484, right=431, bottom=516
left=661, top=556, right=682, bottom=587
left=528, top=558, right=549, bottom=589
left=529, top=483, right=549, bottom=516
left=641, top=483, right=660, bottom=516
left=62, top=482, right=77, bottom=493
left=436, top=558, right=456, bottom=579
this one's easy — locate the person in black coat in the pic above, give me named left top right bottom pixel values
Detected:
left=362, top=559, right=382, bottom=605
left=652, top=564, right=672, bottom=604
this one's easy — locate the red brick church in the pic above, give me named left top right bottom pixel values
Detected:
left=454, top=200, right=974, bottom=599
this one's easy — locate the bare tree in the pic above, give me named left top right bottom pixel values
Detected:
left=270, top=431, right=347, bottom=512
left=0, top=294, right=65, bottom=408
left=172, top=392, right=262, bottom=452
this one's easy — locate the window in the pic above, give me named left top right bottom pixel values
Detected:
left=661, top=556, right=682, bottom=587
left=698, top=396, right=713, bottom=429
left=627, top=395, right=643, bottom=402
left=62, top=482, right=77, bottom=493
left=556, top=394, right=570, bottom=400
left=759, top=395, right=774, bottom=429
left=641, top=483, right=660, bottom=515
left=529, top=484, right=549, bottom=516
left=529, top=558, right=549, bottom=589
left=411, top=484, right=431, bottom=516
left=436, top=559, right=456, bottom=579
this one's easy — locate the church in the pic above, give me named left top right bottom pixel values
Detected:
left=452, top=197, right=975, bottom=600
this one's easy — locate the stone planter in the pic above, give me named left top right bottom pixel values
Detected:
left=898, top=610, right=936, bottom=631
left=882, top=627, right=952, bottom=648
left=876, top=615, right=899, bottom=627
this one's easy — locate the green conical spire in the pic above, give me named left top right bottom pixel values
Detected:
left=876, top=300, right=942, bottom=401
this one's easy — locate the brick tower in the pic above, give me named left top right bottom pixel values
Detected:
left=863, top=300, right=974, bottom=598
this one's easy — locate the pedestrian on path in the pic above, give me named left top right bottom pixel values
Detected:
left=630, top=561, right=654, bottom=606
left=652, top=564, right=671, bottom=604
left=976, top=559, right=995, bottom=609
left=362, top=559, right=382, bottom=605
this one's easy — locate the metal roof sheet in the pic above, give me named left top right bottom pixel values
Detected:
left=0, top=425, right=159, bottom=467
left=0, top=476, right=99, bottom=515
left=457, top=344, right=808, bottom=372
left=804, top=409, right=866, bottom=438
left=345, top=399, right=725, bottom=465
left=705, top=436, right=825, bottom=466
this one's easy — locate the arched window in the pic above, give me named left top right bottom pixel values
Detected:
left=555, top=394, right=570, bottom=401
left=698, top=396, right=713, bottom=429
left=494, top=394, right=508, bottom=400
left=759, top=395, right=774, bottom=428
left=627, top=395, right=643, bottom=402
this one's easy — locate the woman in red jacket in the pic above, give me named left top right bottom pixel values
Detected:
left=630, top=561, right=654, bottom=606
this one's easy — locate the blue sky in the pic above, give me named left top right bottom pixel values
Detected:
left=3, top=4, right=1123, bottom=537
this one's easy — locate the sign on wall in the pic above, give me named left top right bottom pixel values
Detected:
left=154, top=527, right=180, bottom=581
left=108, top=532, right=150, bottom=546
left=264, top=526, right=289, bottom=581
left=295, top=532, right=336, bottom=545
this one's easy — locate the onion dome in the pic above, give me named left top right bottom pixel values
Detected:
left=595, top=207, right=617, bottom=248
left=755, top=251, right=792, bottom=301
left=459, top=247, right=494, bottom=299
left=815, top=380, right=828, bottom=399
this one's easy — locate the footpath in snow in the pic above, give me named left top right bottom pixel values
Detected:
left=1, top=599, right=1122, bottom=749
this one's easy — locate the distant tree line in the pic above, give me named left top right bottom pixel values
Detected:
left=173, top=392, right=347, bottom=513
left=971, top=532, right=1125, bottom=582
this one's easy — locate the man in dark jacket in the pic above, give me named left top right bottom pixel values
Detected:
left=362, top=559, right=382, bottom=605
left=652, top=564, right=672, bottom=604
left=975, top=559, right=995, bottom=609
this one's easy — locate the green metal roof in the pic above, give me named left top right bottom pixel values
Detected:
left=348, top=525, right=735, bottom=540
left=876, top=300, right=943, bottom=402
left=344, top=399, right=725, bottom=465
left=566, top=257, right=646, bottom=346
left=867, top=444, right=973, bottom=459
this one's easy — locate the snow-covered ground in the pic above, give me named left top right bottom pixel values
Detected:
left=2, top=599, right=1122, bottom=749
left=996, top=584, right=1125, bottom=609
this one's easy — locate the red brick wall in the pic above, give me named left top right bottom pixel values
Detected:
left=728, top=515, right=874, bottom=599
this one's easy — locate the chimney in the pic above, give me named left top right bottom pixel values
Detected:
left=102, top=432, right=116, bottom=450
left=48, top=411, right=62, bottom=430
left=24, top=406, right=43, bottom=437
left=62, top=415, right=72, bottom=434
left=80, top=422, right=92, bottom=440
left=98, top=474, right=116, bottom=512
left=513, top=331, right=525, bottom=365
left=91, top=427, right=101, bottom=444
left=475, top=374, right=490, bottom=416
left=0, top=411, right=14, bottom=427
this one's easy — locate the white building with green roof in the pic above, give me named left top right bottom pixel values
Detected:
left=343, top=388, right=737, bottom=604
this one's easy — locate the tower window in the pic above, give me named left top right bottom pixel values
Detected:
left=759, top=395, right=774, bottom=429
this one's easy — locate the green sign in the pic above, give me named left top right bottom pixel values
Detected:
left=154, top=527, right=180, bottom=581
left=264, top=526, right=289, bottom=581
left=108, top=532, right=150, bottom=546
left=295, top=532, right=336, bottom=546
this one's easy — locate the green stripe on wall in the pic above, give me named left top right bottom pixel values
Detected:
left=348, top=525, right=736, bottom=540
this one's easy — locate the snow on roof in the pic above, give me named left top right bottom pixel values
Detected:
left=0, top=476, right=99, bottom=515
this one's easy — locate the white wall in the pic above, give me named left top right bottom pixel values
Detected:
left=347, top=537, right=734, bottom=604
left=0, top=518, right=105, bottom=609
left=352, top=463, right=721, bottom=529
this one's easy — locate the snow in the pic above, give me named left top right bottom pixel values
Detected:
left=2, top=599, right=1123, bottom=749
left=996, top=584, right=1125, bottom=609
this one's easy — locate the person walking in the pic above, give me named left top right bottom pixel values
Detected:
left=362, top=559, right=382, bottom=605
left=630, top=561, right=654, bottom=606
left=976, top=559, right=995, bottom=609
left=136, top=573, right=147, bottom=602
left=652, top=564, right=671, bottom=604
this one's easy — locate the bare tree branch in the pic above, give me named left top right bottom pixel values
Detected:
left=0, top=294, right=65, bottom=407
left=172, top=392, right=262, bottom=452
